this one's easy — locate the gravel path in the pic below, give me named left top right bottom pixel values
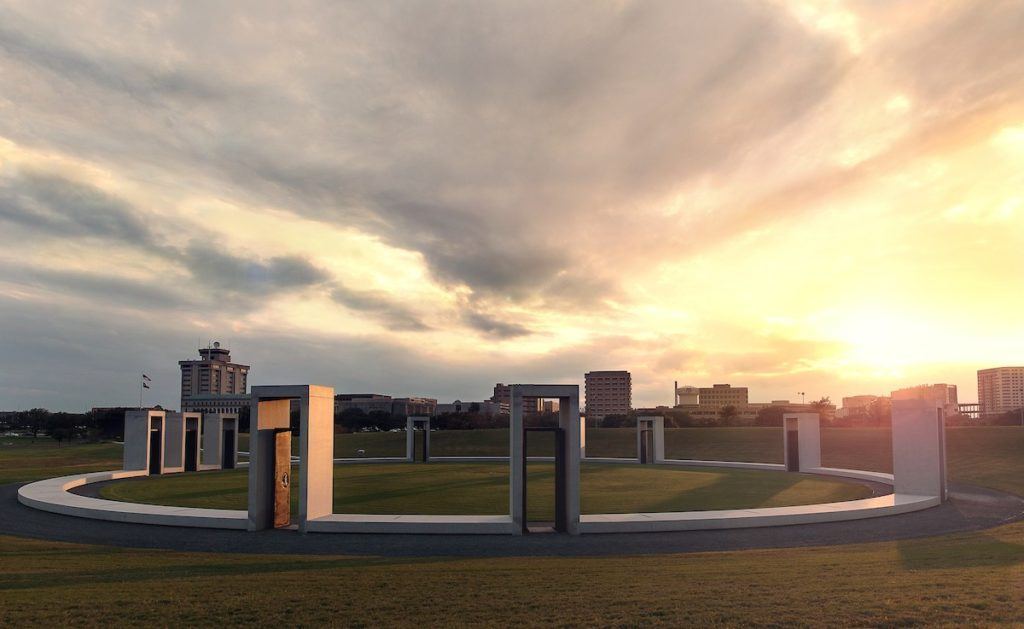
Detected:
left=3, top=481, right=1022, bottom=558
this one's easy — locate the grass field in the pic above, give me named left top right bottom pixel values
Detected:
left=98, top=463, right=871, bottom=519
left=2, top=427, right=1024, bottom=626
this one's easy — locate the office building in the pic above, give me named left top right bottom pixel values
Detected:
left=977, top=367, right=1024, bottom=416
left=334, top=394, right=437, bottom=417
left=838, top=395, right=887, bottom=419
left=585, top=370, right=632, bottom=422
left=698, top=384, right=749, bottom=407
left=891, top=383, right=958, bottom=414
left=491, top=383, right=541, bottom=416
left=179, top=342, right=249, bottom=414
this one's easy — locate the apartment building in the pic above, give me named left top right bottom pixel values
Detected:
left=977, top=367, right=1024, bottom=415
left=585, top=370, right=632, bottom=423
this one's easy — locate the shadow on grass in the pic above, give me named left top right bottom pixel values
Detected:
left=898, top=533, right=1024, bottom=570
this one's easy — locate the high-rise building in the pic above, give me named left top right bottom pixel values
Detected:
left=179, top=342, right=249, bottom=414
left=585, top=370, right=632, bottom=422
left=891, top=383, right=958, bottom=414
left=977, top=367, right=1024, bottom=416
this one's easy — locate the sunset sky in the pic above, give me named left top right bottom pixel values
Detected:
left=1, top=1, right=1022, bottom=411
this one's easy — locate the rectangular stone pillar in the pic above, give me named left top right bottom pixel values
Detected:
left=783, top=412, right=821, bottom=471
left=299, top=385, right=335, bottom=531
left=892, top=399, right=947, bottom=500
left=509, top=387, right=525, bottom=535
left=637, top=416, right=665, bottom=463
left=200, top=413, right=238, bottom=469
left=123, top=410, right=164, bottom=473
left=163, top=411, right=186, bottom=474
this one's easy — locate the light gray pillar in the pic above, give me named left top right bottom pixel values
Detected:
left=163, top=412, right=186, bottom=473
left=783, top=412, right=821, bottom=471
left=123, top=410, right=161, bottom=473
left=637, top=416, right=665, bottom=464
left=509, top=386, right=525, bottom=535
left=558, top=388, right=581, bottom=535
left=299, top=385, right=335, bottom=532
left=892, top=399, right=947, bottom=500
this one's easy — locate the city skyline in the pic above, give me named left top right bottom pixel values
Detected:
left=2, top=2, right=1023, bottom=411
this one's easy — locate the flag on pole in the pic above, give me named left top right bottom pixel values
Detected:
left=142, top=374, right=151, bottom=389
left=142, top=374, right=151, bottom=381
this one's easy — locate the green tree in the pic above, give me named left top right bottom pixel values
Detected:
left=718, top=405, right=738, bottom=426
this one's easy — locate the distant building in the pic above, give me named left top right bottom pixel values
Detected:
left=977, top=367, right=1024, bottom=416
left=585, top=370, right=632, bottom=423
left=179, top=342, right=249, bottom=414
left=838, top=395, right=887, bottom=419
left=957, top=403, right=981, bottom=420
left=673, top=382, right=699, bottom=405
left=891, top=383, right=958, bottom=415
left=698, top=384, right=748, bottom=407
left=334, top=393, right=437, bottom=417
left=491, top=383, right=541, bottom=416
left=436, top=400, right=502, bottom=415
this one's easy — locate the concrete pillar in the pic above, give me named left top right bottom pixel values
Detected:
left=509, top=384, right=581, bottom=535
left=579, top=420, right=587, bottom=460
left=892, top=399, right=947, bottom=500
left=783, top=412, right=821, bottom=472
left=509, top=387, right=525, bottom=535
left=636, top=416, right=665, bottom=464
left=406, top=416, right=430, bottom=462
left=200, top=413, right=239, bottom=469
left=299, top=386, right=335, bottom=531
left=163, top=412, right=186, bottom=473
left=123, top=410, right=164, bottom=473
left=247, top=385, right=335, bottom=532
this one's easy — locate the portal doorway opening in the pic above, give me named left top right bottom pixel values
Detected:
left=148, top=418, right=162, bottom=475
left=639, top=427, right=653, bottom=464
left=522, top=426, right=566, bottom=534
left=785, top=418, right=800, bottom=472
left=185, top=428, right=198, bottom=471
left=222, top=426, right=236, bottom=469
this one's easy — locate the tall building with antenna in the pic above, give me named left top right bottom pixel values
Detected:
left=179, top=341, right=250, bottom=413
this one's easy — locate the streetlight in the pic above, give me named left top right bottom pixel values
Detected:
left=798, top=391, right=806, bottom=405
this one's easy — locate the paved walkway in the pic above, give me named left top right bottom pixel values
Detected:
left=3, top=482, right=1022, bottom=557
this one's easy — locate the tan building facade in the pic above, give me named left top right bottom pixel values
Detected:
left=585, top=370, right=632, bottom=422
left=977, top=367, right=1024, bottom=416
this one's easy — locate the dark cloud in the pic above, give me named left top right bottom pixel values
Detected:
left=7, top=266, right=190, bottom=310
left=461, top=310, right=532, bottom=338
left=181, top=245, right=330, bottom=297
left=0, top=171, right=155, bottom=244
left=330, top=286, right=430, bottom=332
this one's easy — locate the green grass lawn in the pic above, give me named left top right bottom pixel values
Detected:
left=98, top=463, right=871, bottom=519
left=3, top=427, right=1024, bottom=626
left=0, top=438, right=122, bottom=485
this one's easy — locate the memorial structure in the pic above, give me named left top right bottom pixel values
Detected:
left=636, top=415, right=665, bottom=464
left=406, top=416, right=430, bottom=462
left=509, top=384, right=581, bottom=535
left=782, top=412, right=821, bottom=472
left=200, top=412, right=239, bottom=470
left=123, top=409, right=167, bottom=475
left=247, top=385, right=334, bottom=532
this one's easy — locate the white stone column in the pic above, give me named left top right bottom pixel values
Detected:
left=558, top=388, right=581, bottom=535
left=509, top=386, right=525, bottom=535
left=163, top=411, right=186, bottom=473
left=123, top=410, right=162, bottom=473
left=299, top=385, right=335, bottom=532
left=892, top=399, right=947, bottom=500
left=637, top=416, right=666, bottom=464
left=783, top=412, right=821, bottom=471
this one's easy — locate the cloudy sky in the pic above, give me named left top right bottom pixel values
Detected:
left=1, top=1, right=1022, bottom=411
